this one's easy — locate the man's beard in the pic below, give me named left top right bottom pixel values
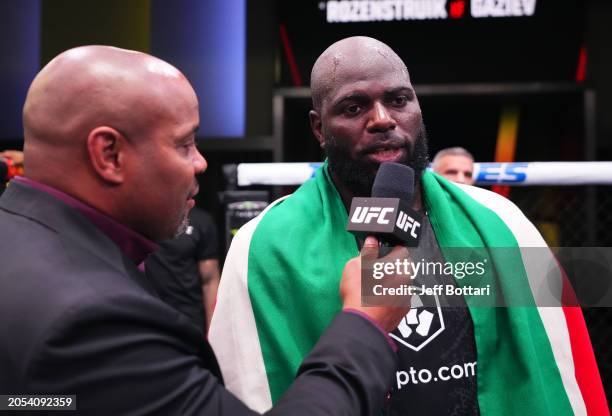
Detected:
left=173, top=214, right=191, bottom=238
left=325, top=122, right=430, bottom=197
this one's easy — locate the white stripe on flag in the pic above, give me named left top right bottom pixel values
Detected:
left=210, top=197, right=288, bottom=412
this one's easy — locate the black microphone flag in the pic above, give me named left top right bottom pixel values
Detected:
left=346, top=163, right=422, bottom=247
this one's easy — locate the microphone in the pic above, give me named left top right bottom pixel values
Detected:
left=346, top=162, right=422, bottom=247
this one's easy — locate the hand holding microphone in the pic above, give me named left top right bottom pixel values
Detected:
left=340, top=163, right=420, bottom=332
left=340, top=235, right=412, bottom=332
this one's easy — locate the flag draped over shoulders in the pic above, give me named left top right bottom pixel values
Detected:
left=209, top=163, right=608, bottom=415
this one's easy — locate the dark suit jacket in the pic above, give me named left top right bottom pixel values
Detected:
left=0, top=182, right=397, bottom=415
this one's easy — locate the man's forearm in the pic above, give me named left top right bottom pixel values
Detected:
left=199, top=259, right=221, bottom=331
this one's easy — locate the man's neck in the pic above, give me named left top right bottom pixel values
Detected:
left=14, top=176, right=157, bottom=264
left=330, top=170, right=424, bottom=212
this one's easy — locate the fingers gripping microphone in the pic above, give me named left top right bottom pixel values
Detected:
left=346, top=163, right=422, bottom=247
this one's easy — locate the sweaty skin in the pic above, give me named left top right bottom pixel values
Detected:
left=309, top=36, right=425, bottom=210
left=22, top=46, right=206, bottom=241
left=310, top=37, right=410, bottom=113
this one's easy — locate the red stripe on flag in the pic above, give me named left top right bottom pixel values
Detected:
left=562, top=306, right=609, bottom=414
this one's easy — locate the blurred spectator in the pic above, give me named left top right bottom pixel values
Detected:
left=432, top=147, right=475, bottom=185
left=146, top=206, right=221, bottom=333
left=1, top=150, right=25, bottom=193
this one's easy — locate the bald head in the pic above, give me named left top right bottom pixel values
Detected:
left=308, top=36, right=427, bottom=202
left=20, top=45, right=205, bottom=240
left=24, top=45, right=194, bottom=154
left=310, top=36, right=409, bottom=112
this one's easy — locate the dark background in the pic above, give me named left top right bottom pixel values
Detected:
left=277, top=1, right=584, bottom=85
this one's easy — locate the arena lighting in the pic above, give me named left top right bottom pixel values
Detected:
left=234, top=162, right=612, bottom=186
left=320, top=0, right=538, bottom=23
left=151, top=0, right=245, bottom=137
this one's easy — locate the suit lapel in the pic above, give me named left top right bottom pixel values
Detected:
left=0, top=182, right=159, bottom=297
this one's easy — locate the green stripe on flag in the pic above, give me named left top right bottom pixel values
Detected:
left=248, top=165, right=357, bottom=402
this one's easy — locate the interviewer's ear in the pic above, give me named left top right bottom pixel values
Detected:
left=309, top=110, right=325, bottom=149
left=86, top=126, right=126, bottom=184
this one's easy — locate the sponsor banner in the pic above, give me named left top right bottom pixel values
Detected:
left=395, top=361, right=477, bottom=389
left=474, top=162, right=612, bottom=185
left=320, top=0, right=538, bottom=23
left=236, top=162, right=612, bottom=186
left=360, top=247, right=612, bottom=307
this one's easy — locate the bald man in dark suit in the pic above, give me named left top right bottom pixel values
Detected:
left=0, top=45, right=409, bottom=415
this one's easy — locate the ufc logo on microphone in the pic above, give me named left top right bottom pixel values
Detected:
left=396, top=211, right=421, bottom=238
left=350, top=206, right=395, bottom=225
